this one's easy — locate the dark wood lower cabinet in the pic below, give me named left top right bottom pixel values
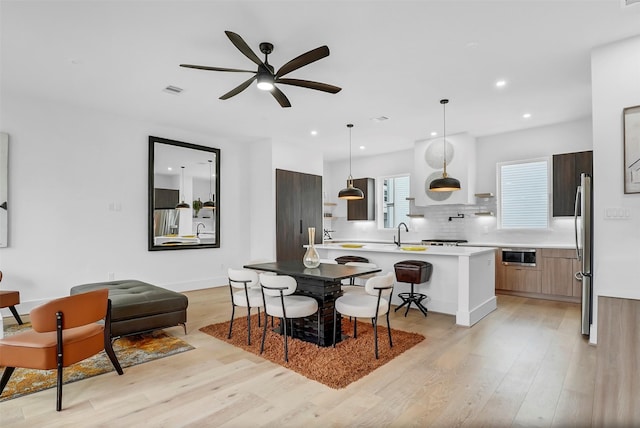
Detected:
left=275, top=169, right=322, bottom=261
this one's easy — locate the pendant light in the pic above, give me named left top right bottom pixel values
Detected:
left=176, top=166, right=190, bottom=209
left=338, top=123, right=364, bottom=200
left=429, top=99, right=461, bottom=192
left=203, top=159, right=216, bottom=210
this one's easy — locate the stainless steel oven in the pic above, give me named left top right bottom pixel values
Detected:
left=501, top=248, right=537, bottom=267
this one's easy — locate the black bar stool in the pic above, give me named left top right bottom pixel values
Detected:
left=393, top=260, right=433, bottom=317
left=335, top=255, right=370, bottom=285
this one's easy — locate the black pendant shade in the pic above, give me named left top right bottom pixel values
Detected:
left=429, top=175, right=461, bottom=191
left=429, top=99, right=461, bottom=192
left=176, top=166, right=191, bottom=209
left=338, top=123, right=364, bottom=200
left=203, top=159, right=216, bottom=209
left=338, top=177, right=365, bottom=200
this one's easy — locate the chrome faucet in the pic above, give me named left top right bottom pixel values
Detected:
left=394, top=222, right=409, bottom=247
left=196, top=222, right=206, bottom=236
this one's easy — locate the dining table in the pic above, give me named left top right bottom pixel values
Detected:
left=243, top=260, right=382, bottom=346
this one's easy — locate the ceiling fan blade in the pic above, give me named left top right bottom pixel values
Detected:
left=225, top=31, right=264, bottom=67
left=276, top=46, right=330, bottom=78
left=180, top=64, right=255, bottom=73
left=271, top=86, right=292, bottom=108
left=219, top=75, right=257, bottom=100
left=275, top=78, right=342, bottom=94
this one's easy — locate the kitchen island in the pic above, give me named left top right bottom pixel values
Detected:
left=315, top=243, right=497, bottom=327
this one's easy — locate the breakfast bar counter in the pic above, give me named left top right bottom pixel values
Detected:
left=315, top=243, right=497, bottom=327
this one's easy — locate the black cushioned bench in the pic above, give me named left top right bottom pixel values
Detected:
left=70, top=280, right=188, bottom=339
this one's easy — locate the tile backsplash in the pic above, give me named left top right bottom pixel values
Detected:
left=325, top=198, right=575, bottom=247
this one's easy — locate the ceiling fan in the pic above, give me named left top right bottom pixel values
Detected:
left=180, top=31, right=342, bottom=108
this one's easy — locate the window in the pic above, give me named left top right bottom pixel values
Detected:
left=381, top=175, right=410, bottom=228
left=498, top=158, right=549, bottom=229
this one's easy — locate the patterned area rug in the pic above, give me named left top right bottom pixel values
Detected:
left=0, top=323, right=194, bottom=402
left=200, top=314, right=425, bottom=389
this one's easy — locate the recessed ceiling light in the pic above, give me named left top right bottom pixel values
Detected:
left=371, top=116, right=389, bottom=122
left=495, top=80, right=507, bottom=88
left=310, top=130, right=318, bottom=136
left=522, top=113, right=532, bottom=119
left=359, top=146, right=366, bottom=150
left=431, top=131, right=438, bottom=137
left=163, top=85, right=184, bottom=95
left=167, top=167, right=173, bottom=171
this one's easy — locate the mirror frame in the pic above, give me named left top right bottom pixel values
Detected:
left=148, top=136, right=220, bottom=251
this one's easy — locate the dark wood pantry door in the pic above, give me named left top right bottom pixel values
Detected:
left=276, top=169, right=323, bottom=261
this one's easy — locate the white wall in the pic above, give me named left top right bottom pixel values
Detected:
left=474, top=118, right=593, bottom=246
left=0, top=93, right=253, bottom=314
left=590, top=35, right=640, bottom=344
left=323, top=118, right=593, bottom=247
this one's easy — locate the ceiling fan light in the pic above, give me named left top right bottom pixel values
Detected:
left=257, top=73, right=274, bottom=91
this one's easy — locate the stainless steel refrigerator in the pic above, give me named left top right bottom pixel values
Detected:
left=574, top=173, right=593, bottom=336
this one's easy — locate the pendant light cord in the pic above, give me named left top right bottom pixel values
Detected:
left=441, top=99, right=449, bottom=176
left=347, top=123, right=354, bottom=180
left=181, top=166, right=185, bottom=203
left=208, top=160, right=212, bottom=200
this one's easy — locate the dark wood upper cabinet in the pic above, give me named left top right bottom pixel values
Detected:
left=347, top=178, right=375, bottom=221
left=276, top=169, right=323, bottom=261
left=553, top=150, right=593, bottom=217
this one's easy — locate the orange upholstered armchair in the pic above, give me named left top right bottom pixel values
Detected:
left=0, top=270, right=23, bottom=325
left=0, top=288, right=123, bottom=411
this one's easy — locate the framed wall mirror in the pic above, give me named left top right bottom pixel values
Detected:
left=148, top=136, right=220, bottom=251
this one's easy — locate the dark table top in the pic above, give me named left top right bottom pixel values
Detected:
left=244, top=260, right=381, bottom=282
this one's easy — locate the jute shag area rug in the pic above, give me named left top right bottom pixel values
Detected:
left=200, top=314, right=425, bottom=389
left=0, top=323, right=194, bottom=402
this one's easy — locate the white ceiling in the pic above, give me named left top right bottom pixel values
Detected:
left=2, top=1, right=640, bottom=161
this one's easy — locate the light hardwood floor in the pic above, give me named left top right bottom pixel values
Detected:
left=0, top=287, right=596, bottom=427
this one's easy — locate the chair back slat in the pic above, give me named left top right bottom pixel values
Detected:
left=30, top=289, right=109, bottom=332
left=259, top=273, right=297, bottom=297
left=365, top=272, right=395, bottom=298
left=228, top=268, right=259, bottom=289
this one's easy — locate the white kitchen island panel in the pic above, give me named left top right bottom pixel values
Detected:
left=315, top=243, right=497, bottom=327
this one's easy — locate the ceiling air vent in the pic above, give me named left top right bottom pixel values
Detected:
left=163, top=85, right=184, bottom=95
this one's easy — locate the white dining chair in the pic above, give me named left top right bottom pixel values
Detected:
left=333, top=272, right=395, bottom=359
left=259, top=273, right=320, bottom=362
left=342, top=262, right=379, bottom=294
left=227, top=268, right=264, bottom=345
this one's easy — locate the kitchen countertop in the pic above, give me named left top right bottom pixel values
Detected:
left=461, top=242, right=575, bottom=249
left=324, top=240, right=575, bottom=250
left=316, top=242, right=495, bottom=256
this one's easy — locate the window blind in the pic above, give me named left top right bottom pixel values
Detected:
left=499, top=160, right=549, bottom=229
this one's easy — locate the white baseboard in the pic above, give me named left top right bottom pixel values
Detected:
left=456, top=296, right=497, bottom=327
